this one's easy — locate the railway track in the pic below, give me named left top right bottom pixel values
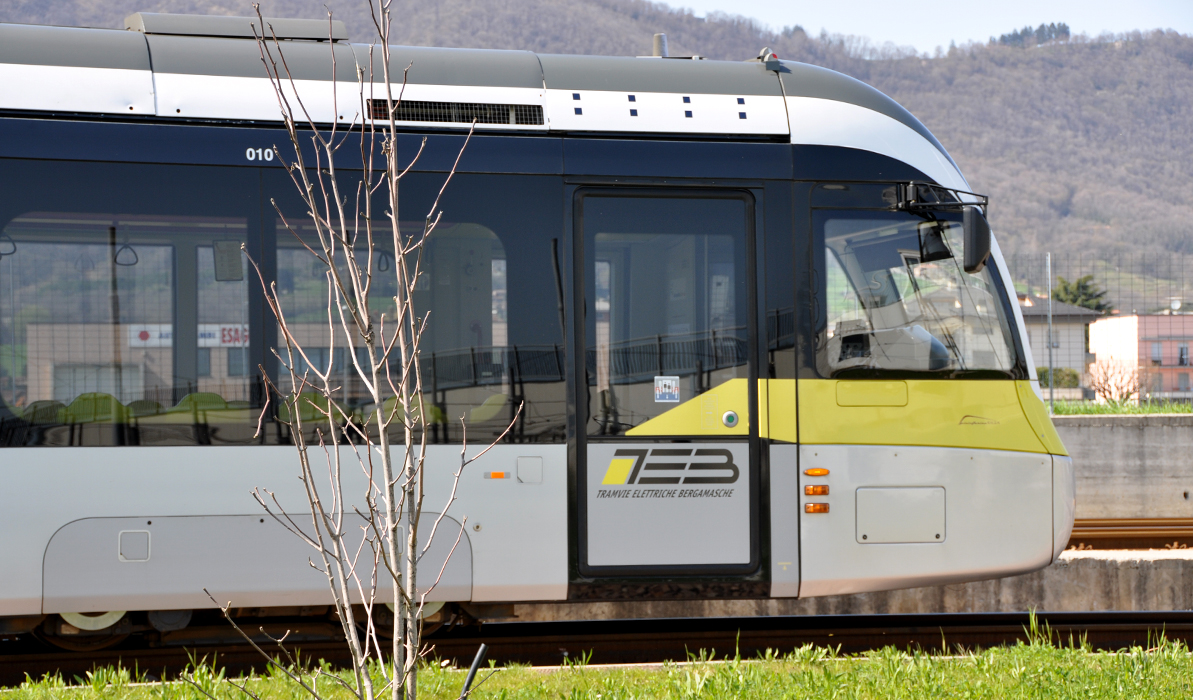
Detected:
left=1068, top=518, right=1193, bottom=549
left=4, top=611, right=1193, bottom=687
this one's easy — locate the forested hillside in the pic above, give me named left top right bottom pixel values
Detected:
left=4, top=0, right=1192, bottom=256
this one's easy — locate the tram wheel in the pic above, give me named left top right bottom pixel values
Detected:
left=37, top=613, right=131, bottom=652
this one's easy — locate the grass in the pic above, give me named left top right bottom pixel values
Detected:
left=1050, top=399, right=1193, bottom=415
left=7, top=627, right=1193, bottom=700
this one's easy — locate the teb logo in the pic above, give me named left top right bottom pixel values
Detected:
left=601, top=448, right=739, bottom=486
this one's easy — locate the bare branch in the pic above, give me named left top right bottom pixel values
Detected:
left=201, top=589, right=329, bottom=700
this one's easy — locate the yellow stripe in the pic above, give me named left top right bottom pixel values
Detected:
left=798, top=379, right=1064, bottom=454
left=601, top=458, right=637, bottom=485
left=626, top=378, right=750, bottom=437
left=1016, top=380, right=1069, bottom=456
left=602, top=376, right=1066, bottom=455
left=761, top=379, right=797, bottom=443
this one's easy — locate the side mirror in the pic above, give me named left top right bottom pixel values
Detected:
left=963, top=207, right=991, bottom=273
left=918, top=221, right=953, bottom=263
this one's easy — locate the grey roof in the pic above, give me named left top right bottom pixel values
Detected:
left=1019, top=297, right=1102, bottom=319
left=125, top=12, right=349, bottom=41
left=0, top=14, right=944, bottom=153
left=356, top=45, right=544, bottom=88
left=779, top=62, right=953, bottom=168
left=144, top=34, right=360, bottom=81
left=0, top=22, right=150, bottom=71
left=538, top=54, right=782, bottom=95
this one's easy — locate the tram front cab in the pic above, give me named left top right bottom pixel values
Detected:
left=774, top=183, right=1073, bottom=597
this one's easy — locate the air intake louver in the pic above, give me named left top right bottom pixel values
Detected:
left=369, top=100, right=544, bottom=126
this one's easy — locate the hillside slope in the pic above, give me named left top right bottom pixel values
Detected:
left=3, top=0, right=1192, bottom=256
left=855, top=35, right=1193, bottom=256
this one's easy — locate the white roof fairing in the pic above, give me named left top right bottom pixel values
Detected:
left=0, top=15, right=968, bottom=188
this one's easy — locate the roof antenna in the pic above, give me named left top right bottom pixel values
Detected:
left=755, top=46, right=780, bottom=71
left=653, top=33, right=669, bottom=57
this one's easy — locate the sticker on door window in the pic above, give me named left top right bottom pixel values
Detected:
left=654, top=376, right=681, bottom=402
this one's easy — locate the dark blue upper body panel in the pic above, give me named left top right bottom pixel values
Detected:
left=0, top=116, right=929, bottom=183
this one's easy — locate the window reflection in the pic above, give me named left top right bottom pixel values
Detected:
left=0, top=212, right=257, bottom=445
left=274, top=217, right=560, bottom=444
left=820, top=212, right=1017, bottom=377
left=584, top=195, right=750, bottom=436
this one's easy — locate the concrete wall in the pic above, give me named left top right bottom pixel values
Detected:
left=515, top=550, right=1193, bottom=620
left=1054, top=414, right=1193, bottom=519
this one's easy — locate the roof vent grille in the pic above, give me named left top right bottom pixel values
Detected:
left=369, top=100, right=543, bottom=126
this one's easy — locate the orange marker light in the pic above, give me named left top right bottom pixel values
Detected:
left=805, top=485, right=829, bottom=496
left=804, top=468, right=830, bottom=477
left=484, top=471, right=510, bottom=479
left=805, top=503, right=829, bottom=514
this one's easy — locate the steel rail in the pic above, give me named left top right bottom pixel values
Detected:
left=1071, top=518, right=1193, bottom=539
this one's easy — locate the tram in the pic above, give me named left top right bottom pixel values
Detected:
left=0, top=12, right=1073, bottom=648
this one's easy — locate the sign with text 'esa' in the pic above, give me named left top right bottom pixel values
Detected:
left=198, top=324, right=249, bottom=347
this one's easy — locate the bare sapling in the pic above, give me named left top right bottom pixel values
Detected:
left=1088, top=358, right=1140, bottom=404
left=183, top=5, right=520, bottom=700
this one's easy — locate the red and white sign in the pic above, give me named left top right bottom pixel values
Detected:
left=128, top=324, right=173, bottom=347
left=198, top=324, right=250, bottom=348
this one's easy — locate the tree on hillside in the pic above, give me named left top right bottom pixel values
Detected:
left=1053, top=275, right=1113, bottom=313
left=995, top=23, right=1071, bottom=48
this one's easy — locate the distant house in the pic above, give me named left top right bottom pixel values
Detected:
left=1089, top=314, right=1193, bottom=400
left=1018, top=294, right=1098, bottom=396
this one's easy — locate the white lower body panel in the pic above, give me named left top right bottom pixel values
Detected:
left=1052, top=454, right=1076, bottom=562
left=0, top=444, right=567, bottom=616
left=797, top=444, right=1053, bottom=598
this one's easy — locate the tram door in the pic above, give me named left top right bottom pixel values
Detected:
left=577, top=189, right=758, bottom=575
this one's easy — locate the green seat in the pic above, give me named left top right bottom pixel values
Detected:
left=380, top=396, right=446, bottom=425
left=277, top=392, right=330, bottom=424
left=24, top=400, right=65, bottom=424
left=66, top=393, right=128, bottom=424
left=127, top=399, right=162, bottom=417
left=172, top=392, right=228, bottom=412
left=469, top=393, right=510, bottom=423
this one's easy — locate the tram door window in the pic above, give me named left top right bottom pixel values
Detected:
left=582, top=194, right=751, bottom=436
left=269, top=172, right=565, bottom=445
left=0, top=159, right=260, bottom=446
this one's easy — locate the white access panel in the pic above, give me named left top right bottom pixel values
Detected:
left=855, top=487, right=945, bottom=544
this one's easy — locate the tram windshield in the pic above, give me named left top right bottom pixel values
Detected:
left=819, top=210, right=1019, bottom=377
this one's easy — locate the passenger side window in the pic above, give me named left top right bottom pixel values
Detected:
left=0, top=159, right=260, bottom=446
left=269, top=172, right=566, bottom=444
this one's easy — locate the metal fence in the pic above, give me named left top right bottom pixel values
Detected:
left=1005, top=253, right=1193, bottom=400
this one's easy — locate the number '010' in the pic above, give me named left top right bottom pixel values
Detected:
left=245, top=148, right=275, bottom=162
